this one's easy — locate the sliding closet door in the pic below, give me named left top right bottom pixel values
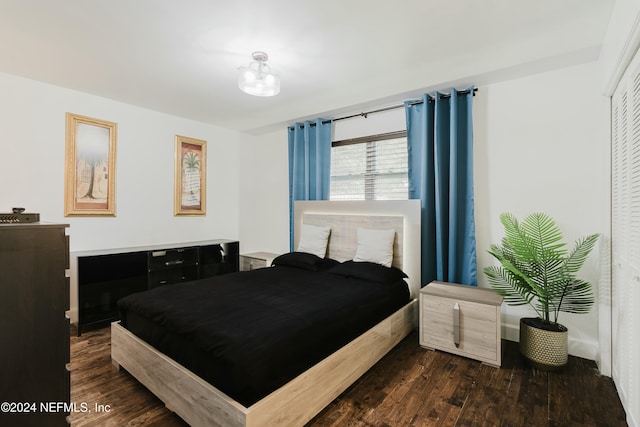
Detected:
left=611, top=47, right=640, bottom=427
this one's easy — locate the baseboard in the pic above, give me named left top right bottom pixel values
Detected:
left=66, top=308, right=78, bottom=324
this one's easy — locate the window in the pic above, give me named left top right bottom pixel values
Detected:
left=330, top=131, right=408, bottom=200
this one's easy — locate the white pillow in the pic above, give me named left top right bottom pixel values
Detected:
left=297, top=224, right=331, bottom=258
left=353, top=228, right=395, bottom=267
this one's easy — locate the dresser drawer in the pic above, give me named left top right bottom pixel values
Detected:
left=148, top=265, right=199, bottom=287
left=420, top=281, right=503, bottom=367
left=148, top=247, right=199, bottom=272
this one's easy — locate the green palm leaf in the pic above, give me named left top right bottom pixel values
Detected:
left=484, top=212, right=598, bottom=325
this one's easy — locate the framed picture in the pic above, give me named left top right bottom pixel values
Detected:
left=64, top=113, right=117, bottom=216
left=174, top=135, right=206, bottom=216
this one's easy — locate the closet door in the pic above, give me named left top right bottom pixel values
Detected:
left=611, top=48, right=640, bottom=426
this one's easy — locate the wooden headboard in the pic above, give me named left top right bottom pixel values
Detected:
left=293, top=200, right=421, bottom=298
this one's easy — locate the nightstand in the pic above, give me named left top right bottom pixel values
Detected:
left=419, top=281, right=503, bottom=367
left=240, top=252, right=279, bottom=271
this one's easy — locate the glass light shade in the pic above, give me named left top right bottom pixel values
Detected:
left=238, top=64, right=280, bottom=97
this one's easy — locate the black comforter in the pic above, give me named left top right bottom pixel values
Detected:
left=117, top=258, right=410, bottom=406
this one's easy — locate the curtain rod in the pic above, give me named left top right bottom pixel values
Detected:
left=329, top=88, right=477, bottom=124
left=288, top=88, right=477, bottom=130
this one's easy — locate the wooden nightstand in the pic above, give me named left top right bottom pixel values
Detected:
left=240, top=252, right=279, bottom=271
left=419, top=281, right=503, bottom=367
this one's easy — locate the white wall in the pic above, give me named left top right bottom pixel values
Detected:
left=0, top=72, right=242, bottom=251
left=240, top=62, right=607, bottom=361
left=333, top=108, right=406, bottom=141
left=238, top=128, right=289, bottom=254
left=474, top=62, right=607, bottom=361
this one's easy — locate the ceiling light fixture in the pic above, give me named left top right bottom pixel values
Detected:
left=238, top=51, right=280, bottom=97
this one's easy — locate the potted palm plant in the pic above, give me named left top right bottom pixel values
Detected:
left=484, top=212, right=599, bottom=370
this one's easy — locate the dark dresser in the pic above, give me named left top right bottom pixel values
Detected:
left=0, top=223, right=70, bottom=426
left=75, top=239, right=239, bottom=334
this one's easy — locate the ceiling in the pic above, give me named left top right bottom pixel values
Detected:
left=0, top=0, right=615, bottom=135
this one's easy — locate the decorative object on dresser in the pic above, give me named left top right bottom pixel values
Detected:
left=0, top=223, right=70, bottom=426
left=73, top=240, right=238, bottom=335
left=0, top=207, right=40, bottom=223
left=240, top=252, right=280, bottom=271
left=420, top=281, right=503, bottom=367
left=484, top=212, right=599, bottom=371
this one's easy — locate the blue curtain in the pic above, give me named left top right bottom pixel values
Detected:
left=405, top=87, right=476, bottom=286
left=287, top=118, right=333, bottom=249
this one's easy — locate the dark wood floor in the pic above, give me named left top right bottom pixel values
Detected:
left=69, top=325, right=627, bottom=427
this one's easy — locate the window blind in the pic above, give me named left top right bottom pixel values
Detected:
left=330, top=133, right=408, bottom=200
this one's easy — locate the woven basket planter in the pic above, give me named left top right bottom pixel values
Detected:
left=519, top=317, right=568, bottom=371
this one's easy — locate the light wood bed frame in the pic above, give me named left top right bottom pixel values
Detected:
left=111, top=200, right=421, bottom=427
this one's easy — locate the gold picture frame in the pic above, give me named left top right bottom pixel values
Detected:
left=174, top=135, right=206, bottom=216
left=64, top=113, right=117, bottom=216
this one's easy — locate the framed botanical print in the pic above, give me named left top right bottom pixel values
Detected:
left=174, top=135, right=206, bottom=216
left=64, top=113, right=117, bottom=216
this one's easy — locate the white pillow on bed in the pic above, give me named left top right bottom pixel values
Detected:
left=297, top=224, right=331, bottom=258
left=353, top=228, right=395, bottom=267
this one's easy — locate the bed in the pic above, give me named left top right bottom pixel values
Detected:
left=111, top=200, right=421, bottom=427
